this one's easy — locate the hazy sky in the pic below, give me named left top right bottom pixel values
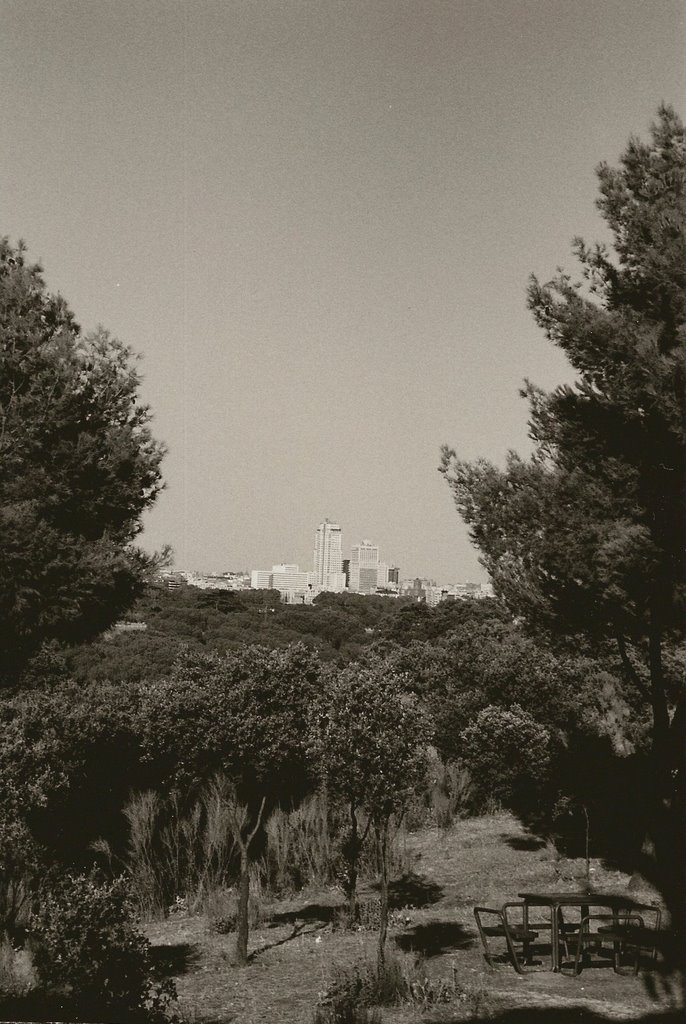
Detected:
left=2, top=1, right=684, bottom=583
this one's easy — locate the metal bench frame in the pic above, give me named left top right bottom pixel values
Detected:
left=571, top=913, right=647, bottom=976
left=474, top=904, right=539, bottom=974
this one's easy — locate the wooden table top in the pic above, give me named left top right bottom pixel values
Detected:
left=518, top=891, right=660, bottom=909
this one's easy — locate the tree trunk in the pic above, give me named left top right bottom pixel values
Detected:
left=346, top=803, right=359, bottom=924
left=235, top=848, right=250, bottom=966
left=377, top=822, right=389, bottom=971
left=647, top=616, right=685, bottom=990
left=233, top=795, right=267, bottom=966
left=647, top=621, right=670, bottom=770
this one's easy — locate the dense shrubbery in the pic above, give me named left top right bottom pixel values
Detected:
left=0, top=872, right=175, bottom=1023
left=27, top=872, right=175, bottom=1022
left=0, top=678, right=143, bottom=912
left=0, top=600, right=659, bottom=910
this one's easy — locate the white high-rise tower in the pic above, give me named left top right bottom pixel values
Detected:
left=313, top=520, right=346, bottom=592
left=350, top=540, right=380, bottom=594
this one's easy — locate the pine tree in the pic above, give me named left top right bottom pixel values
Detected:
left=0, top=238, right=166, bottom=683
left=441, top=106, right=685, bottom=963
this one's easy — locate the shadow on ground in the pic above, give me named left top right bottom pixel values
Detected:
left=149, top=940, right=202, bottom=976
left=501, top=833, right=547, bottom=852
left=370, top=871, right=444, bottom=909
left=395, top=919, right=474, bottom=956
left=248, top=920, right=319, bottom=962
left=424, top=1010, right=682, bottom=1024
left=269, top=901, right=338, bottom=927
left=0, top=989, right=203, bottom=1023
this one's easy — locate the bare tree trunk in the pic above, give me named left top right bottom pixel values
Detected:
left=648, top=621, right=670, bottom=766
left=343, top=802, right=371, bottom=927
left=235, top=848, right=250, bottom=965
left=233, top=795, right=266, bottom=967
left=377, top=821, right=389, bottom=971
left=346, top=802, right=359, bottom=923
left=646, top=615, right=685, bottom=994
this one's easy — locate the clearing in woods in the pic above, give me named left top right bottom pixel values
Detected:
left=147, top=812, right=677, bottom=1023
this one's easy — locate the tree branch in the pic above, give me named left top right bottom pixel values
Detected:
left=616, top=634, right=651, bottom=702
left=360, top=812, right=373, bottom=846
left=246, top=794, right=267, bottom=852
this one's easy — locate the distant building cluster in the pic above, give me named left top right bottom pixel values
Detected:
left=158, top=519, right=493, bottom=605
left=399, top=578, right=492, bottom=606
left=159, top=569, right=250, bottom=591
left=248, top=520, right=399, bottom=603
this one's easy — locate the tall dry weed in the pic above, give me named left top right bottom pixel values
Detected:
left=123, top=790, right=163, bottom=917
left=124, top=782, right=411, bottom=918
left=123, top=781, right=238, bottom=916
left=266, top=791, right=334, bottom=891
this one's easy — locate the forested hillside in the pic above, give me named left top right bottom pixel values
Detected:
left=64, top=585, right=496, bottom=682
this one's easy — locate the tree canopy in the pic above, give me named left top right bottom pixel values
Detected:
left=440, top=105, right=685, bottom=960
left=441, top=106, right=684, bottom=650
left=0, top=239, right=165, bottom=683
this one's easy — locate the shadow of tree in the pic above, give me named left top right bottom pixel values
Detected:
left=423, top=1010, right=682, bottom=1024
left=248, top=921, right=319, bottom=962
left=395, top=919, right=473, bottom=956
left=269, top=901, right=339, bottom=927
left=367, top=871, right=444, bottom=909
left=174, top=1019, right=237, bottom=1024
left=501, top=833, right=546, bottom=851
left=149, top=941, right=202, bottom=977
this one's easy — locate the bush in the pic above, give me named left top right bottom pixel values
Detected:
left=122, top=783, right=411, bottom=920
left=28, top=871, right=175, bottom=1022
left=314, top=952, right=458, bottom=1021
left=317, top=953, right=437, bottom=1015
left=460, top=703, right=551, bottom=814
left=315, top=958, right=397, bottom=1022
left=312, top=999, right=382, bottom=1024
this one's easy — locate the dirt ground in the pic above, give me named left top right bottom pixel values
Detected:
left=146, top=813, right=678, bottom=1023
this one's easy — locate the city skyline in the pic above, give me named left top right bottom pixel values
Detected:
left=249, top=520, right=402, bottom=595
left=1, top=3, right=683, bottom=583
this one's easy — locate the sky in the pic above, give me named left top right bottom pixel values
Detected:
left=2, top=1, right=684, bottom=584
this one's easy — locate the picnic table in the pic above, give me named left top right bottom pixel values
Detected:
left=517, top=891, right=662, bottom=972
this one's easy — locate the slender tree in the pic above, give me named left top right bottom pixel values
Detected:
left=311, top=661, right=431, bottom=966
left=138, top=642, right=321, bottom=965
left=0, top=238, right=166, bottom=684
left=441, top=106, right=685, bottom=964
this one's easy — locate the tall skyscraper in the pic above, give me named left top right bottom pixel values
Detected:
left=313, top=520, right=346, bottom=591
left=349, top=540, right=380, bottom=594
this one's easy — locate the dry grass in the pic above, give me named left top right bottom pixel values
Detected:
left=146, top=813, right=674, bottom=1023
